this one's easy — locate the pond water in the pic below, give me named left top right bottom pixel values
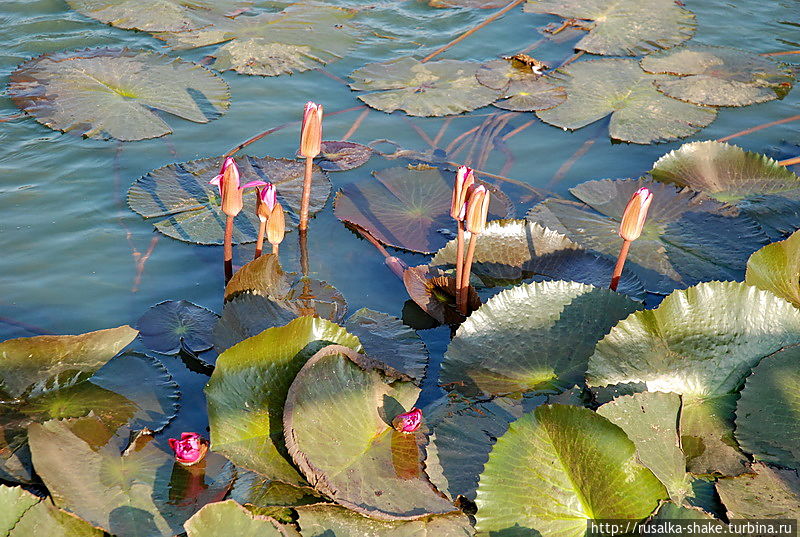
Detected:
left=1, top=0, right=798, bottom=434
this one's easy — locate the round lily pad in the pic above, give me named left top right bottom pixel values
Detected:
left=477, top=59, right=566, bottom=111
left=284, top=345, right=457, bottom=520
left=746, top=230, right=800, bottom=308
left=184, top=500, right=297, bottom=537
left=154, top=4, right=361, bottom=76
left=9, top=48, right=230, bottom=141
left=641, top=44, right=794, bottom=107
left=136, top=300, right=218, bottom=355
left=311, top=141, right=374, bottom=172
left=650, top=141, right=800, bottom=239
left=334, top=166, right=512, bottom=254
left=475, top=404, right=668, bottom=536
left=349, top=57, right=502, bottom=117
left=716, top=463, right=800, bottom=519
left=524, top=0, right=696, bottom=56
left=128, top=156, right=330, bottom=245
left=536, top=58, right=716, bottom=144
left=527, top=178, right=769, bottom=294
left=296, top=504, right=473, bottom=536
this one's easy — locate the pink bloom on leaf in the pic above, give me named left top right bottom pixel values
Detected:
left=168, top=432, right=209, bottom=466
left=392, top=407, right=423, bottom=433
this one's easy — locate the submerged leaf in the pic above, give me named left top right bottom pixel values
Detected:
left=716, top=463, right=800, bottom=519
left=477, top=59, right=566, bottom=111
left=746, top=230, right=800, bottom=308
left=230, top=470, right=323, bottom=510
left=9, top=48, right=229, bottom=141
left=296, top=504, right=473, bottom=536
left=137, top=300, right=218, bottom=355
left=312, top=141, right=374, bottom=172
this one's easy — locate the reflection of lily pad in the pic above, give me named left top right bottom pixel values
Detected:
left=184, top=500, right=297, bottom=537
left=477, top=59, right=566, bottom=111
left=334, top=166, right=512, bottom=254
left=128, top=156, right=330, bottom=245
left=350, top=57, right=502, bottom=117
left=716, top=463, right=800, bottom=519
left=284, top=345, right=456, bottom=520
left=588, top=282, right=800, bottom=475
left=9, top=48, right=229, bottom=141
left=296, top=504, right=473, bottom=536
left=641, top=44, right=794, bottom=106
left=154, top=4, right=361, bottom=76
left=536, top=59, right=716, bottom=144
left=527, top=178, right=768, bottom=294
left=746, top=230, right=800, bottom=308
left=524, top=0, right=695, bottom=56
left=137, top=300, right=218, bottom=355
left=650, top=141, right=800, bottom=239
left=312, top=141, right=374, bottom=172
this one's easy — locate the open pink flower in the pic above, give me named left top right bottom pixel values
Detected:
left=209, top=157, right=268, bottom=217
left=392, top=407, right=423, bottom=433
left=168, top=432, right=209, bottom=466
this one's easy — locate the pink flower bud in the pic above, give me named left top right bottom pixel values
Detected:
left=300, top=102, right=323, bottom=158
left=168, top=432, right=209, bottom=466
left=450, top=166, right=475, bottom=221
left=392, top=407, right=423, bottom=433
left=619, top=187, right=653, bottom=242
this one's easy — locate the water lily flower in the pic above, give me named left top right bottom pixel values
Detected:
left=450, top=166, right=474, bottom=221
left=392, top=407, right=423, bottom=433
left=618, top=187, right=653, bottom=242
left=464, top=185, right=490, bottom=235
left=300, top=101, right=323, bottom=159
left=256, top=183, right=277, bottom=223
left=209, top=157, right=268, bottom=218
left=168, top=432, right=208, bottom=466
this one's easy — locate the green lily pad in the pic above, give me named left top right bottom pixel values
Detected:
left=735, top=347, right=800, bottom=471
left=334, top=166, right=513, bottom=254
left=312, top=141, right=374, bottom=172
left=128, top=156, right=330, bottom=245
left=746, top=230, right=800, bottom=308
left=588, top=281, right=800, bottom=476
left=442, top=280, right=640, bottom=398
left=402, top=265, right=480, bottom=326
left=9, top=48, right=229, bottom=141
left=224, top=254, right=293, bottom=302
left=230, top=469, right=324, bottom=510
left=185, top=500, right=298, bottom=537
left=524, top=0, right=695, bottom=56
left=207, top=317, right=361, bottom=486
left=28, top=418, right=234, bottom=537
left=9, top=499, right=107, bottom=537
left=641, top=44, right=794, bottom=106
left=0, top=485, right=40, bottom=534
left=431, top=219, right=645, bottom=299
left=153, top=4, right=361, bottom=76
left=716, top=463, right=800, bottom=519
left=475, top=404, right=668, bottom=536
left=136, top=300, right=218, bottom=355
left=349, top=57, right=502, bottom=117
left=536, top=59, right=716, bottom=144
left=527, top=178, right=769, bottom=294
left=284, top=345, right=456, bottom=520
left=650, top=141, right=800, bottom=239
left=296, top=504, right=474, bottom=536
left=477, top=59, right=566, bottom=111
left=644, top=502, right=725, bottom=533
left=598, top=392, right=691, bottom=503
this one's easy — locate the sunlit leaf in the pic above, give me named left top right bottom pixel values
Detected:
left=136, top=300, right=218, bottom=355
left=184, top=500, right=299, bottom=537
left=296, top=504, right=473, bottom=536
left=9, top=48, right=229, bottom=141
left=716, top=463, right=800, bottom=519
left=0, top=485, right=40, bottom=535
left=9, top=499, right=106, bottom=537
left=477, top=59, right=566, bottom=111
left=746, top=230, right=800, bottom=308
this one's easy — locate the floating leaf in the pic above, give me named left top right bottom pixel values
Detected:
left=9, top=499, right=107, bottom=537
left=0, top=485, right=40, bottom=534
left=296, top=504, right=473, bottom=536
left=136, top=300, right=218, bottom=355
left=598, top=392, right=691, bottom=503
left=334, top=166, right=512, bottom=254
left=588, top=281, right=800, bottom=475
left=641, top=44, right=794, bottom=106
left=442, top=281, right=640, bottom=398
left=9, top=48, right=229, bottom=141
left=431, top=219, right=645, bottom=299
left=475, top=404, right=668, bottom=536
left=350, top=57, right=502, bottom=116
left=735, top=347, right=800, bottom=471
left=476, top=59, right=566, bottom=111
left=284, top=345, right=456, bottom=520
left=524, top=0, right=695, bottom=56
left=153, top=4, right=361, bottom=76
left=746, top=230, right=800, bottom=308
left=207, top=317, right=361, bottom=486
left=650, top=141, right=800, bottom=239
left=230, top=470, right=323, bottom=510
left=224, top=254, right=292, bottom=302
left=716, top=463, right=800, bottom=519
left=128, top=156, right=330, bottom=245
left=527, top=178, right=768, bottom=294
left=184, top=500, right=298, bottom=537
left=645, top=502, right=723, bottom=529
left=536, top=59, right=716, bottom=144
left=312, top=141, right=374, bottom=172
left=403, top=265, right=480, bottom=325
left=428, top=0, right=508, bottom=7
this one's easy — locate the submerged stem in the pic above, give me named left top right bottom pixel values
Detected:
left=299, top=229, right=310, bottom=277
left=610, top=240, right=631, bottom=292
left=300, top=157, right=313, bottom=231
left=224, top=216, right=234, bottom=284
left=255, top=220, right=266, bottom=259
left=455, top=222, right=466, bottom=314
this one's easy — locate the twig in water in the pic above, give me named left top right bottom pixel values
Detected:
left=341, top=109, right=370, bottom=141
left=717, top=114, right=800, bottom=143
left=779, top=156, right=800, bottom=167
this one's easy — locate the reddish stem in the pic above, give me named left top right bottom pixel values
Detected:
left=224, top=216, right=234, bottom=284
left=610, top=240, right=630, bottom=292
left=455, top=222, right=465, bottom=314
left=300, top=157, right=313, bottom=232
left=460, top=233, right=478, bottom=315
left=255, top=220, right=266, bottom=259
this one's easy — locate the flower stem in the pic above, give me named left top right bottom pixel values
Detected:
left=299, top=228, right=310, bottom=277
left=455, top=222, right=465, bottom=314
left=272, top=243, right=279, bottom=255
left=255, top=220, right=266, bottom=259
left=610, top=239, right=631, bottom=291
left=300, top=157, right=313, bottom=231
left=460, top=233, right=478, bottom=315
left=224, top=216, right=234, bottom=284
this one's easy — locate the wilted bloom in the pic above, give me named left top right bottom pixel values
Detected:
left=168, top=432, right=208, bottom=466
left=257, top=184, right=277, bottom=222
left=299, top=102, right=323, bottom=158
left=209, top=157, right=268, bottom=217
left=267, top=202, right=286, bottom=246
left=619, top=187, right=653, bottom=242
left=392, top=407, right=423, bottom=433
left=450, top=166, right=475, bottom=221
left=464, top=185, right=490, bottom=234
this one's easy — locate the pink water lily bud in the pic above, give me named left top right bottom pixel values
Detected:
left=300, top=101, right=323, bottom=158
left=168, top=432, right=209, bottom=466
left=392, top=407, right=423, bottom=433
left=209, top=158, right=268, bottom=218
left=256, top=184, right=276, bottom=222
left=619, top=187, right=653, bottom=242
left=464, top=185, right=490, bottom=235
left=450, top=166, right=475, bottom=221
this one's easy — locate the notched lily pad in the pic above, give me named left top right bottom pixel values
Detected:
left=296, top=504, right=474, bottom=536
left=128, top=156, right=330, bottom=245
left=136, top=300, right=218, bottom=355
left=350, top=57, right=502, bottom=117
left=641, top=44, right=794, bottom=106
left=311, top=141, right=374, bottom=172
left=716, top=462, right=800, bottom=519
left=184, top=500, right=297, bottom=537
left=403, top=265, right=480, bottom=326
left=746, top=230, right=800, bottom=308
left=477, top=59, right=566, bottom=111
left=9, top=48, right=230, bottom=141
left=0, top=485, right=104, bottom=537
left=536, top=58, right=716, bottom=144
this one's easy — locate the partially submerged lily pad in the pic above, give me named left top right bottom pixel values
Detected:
left=334, top=166, right=512, bottom=254
left=312, top=141, right=374, bottom=172
left=350, top=57, right=502, bottom=116
left=746, top=230, right=800, bottom=308
left=9, top=48, right=229, bottom=141
left=153, top=4, right=361, bottom=76
left=476, top=59, right=566, bottom=111
left=296, top=504, right=473, bottom=536
left=641, top=44, right=794, bottom=106
left=184, top=500, right=298, bottom=537
left=136, top=300, right=218, bottom=355
left=403, top=265, right=480, bottom=325
left=716, top=463, right=800, bottom=519
left=128, top=156, right=330, bottom=244
left=524, top=0, right=696, bottom=56
left=536, top=59, right=716, bottom=144
left=230, top=470, right=323, bottom=510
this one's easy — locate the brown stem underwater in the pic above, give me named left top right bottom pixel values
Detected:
left=460, top=232, right=478, bottom=315
left=299, top=228, right=310, bottom=277
left=224, top=216, right=234, bottom=285
left=610, top=240, right=631, bottom=292
left=455, top=222, right=466, bottom=314
left=300, top=157, right=314, bottom=232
